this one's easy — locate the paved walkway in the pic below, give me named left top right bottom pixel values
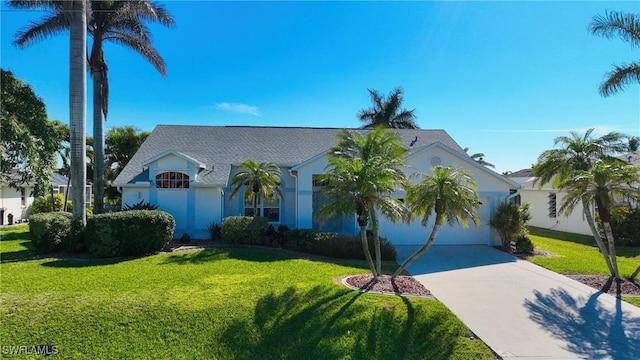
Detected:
left=396, top=245, right=640, bottom=359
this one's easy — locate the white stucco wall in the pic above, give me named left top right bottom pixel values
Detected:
left=194, top=187, right=222, bottom=237
left=381, top=146, right=513, bottom=246
left=121, top=152, right=219, bottom=239
left=121, top=184, right=151, bottom=208
left=520, top=188, right=591, bottom=236
left=1, top=186, right=33, bottom=224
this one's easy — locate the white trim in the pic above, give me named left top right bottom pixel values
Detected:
left=142, top=150, right=206, bottom=169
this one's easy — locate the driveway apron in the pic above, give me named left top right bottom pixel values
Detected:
left=396, top=245, right=640, bottom=359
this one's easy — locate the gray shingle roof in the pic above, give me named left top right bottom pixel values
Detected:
left=114, top=125, right=465, bottom=186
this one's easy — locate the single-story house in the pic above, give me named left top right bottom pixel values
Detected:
left=0, top=172, right=70, bottom=225
left=510, top=152, right=640, bottom=236
left=113, top=125, right=521, bottom=245
left=509, top=169, right=591, bottom=235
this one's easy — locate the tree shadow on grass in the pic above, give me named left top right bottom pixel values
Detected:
left=0, top=229, right=30, bottom=241
left=160, top=248, right=232, bottom=265
left=524, top=287, right=640, bottom=359
left=160, top=247, right=375, bottom=272
left=218, top=285, right=465, bottom=359
left=40, top=256, right=134, bottom=268
left=1, top=241, right=40, bottom=263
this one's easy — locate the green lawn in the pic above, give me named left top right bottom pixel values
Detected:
left=527, top=226, right=640, bottom=307
left=0, top=225, right=494, bottom=359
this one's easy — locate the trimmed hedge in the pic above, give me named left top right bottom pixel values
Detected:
left=221, top=216, right=269, bottom=245
left=85, top=210, right=175, bottom=258
left=282, top=229, right=397, bottom=261
left=29, top=212, right=73, bottom=254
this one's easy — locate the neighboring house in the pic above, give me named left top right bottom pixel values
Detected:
left=113, top=125, right=520, bottom=245
left=0, top=175, right=34, bottom=225
left=50, top=173, right=93, bottom=210
left=0, top=173, right=91, bottom=225
left=509, top=169, right=592, bottom=236
left=511, top=154, right=640, bottom=236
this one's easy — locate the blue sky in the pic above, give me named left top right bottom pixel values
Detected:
left=1, top=1, right=639, bottom=174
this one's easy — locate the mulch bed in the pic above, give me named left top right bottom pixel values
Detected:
left=344, top=274, right=432, bottom=297
left=567, top=274, right=640, bottom=297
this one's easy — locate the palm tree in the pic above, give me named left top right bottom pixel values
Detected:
left=12, top=0, right=176, bottom=214
left=358, top=88, right=418, bottom=129
left=321, top=128, right=408, bottom=278
left=105, top=126, right=150, bottom=182
left=533, top=128, right=627, bottom=186
left=392, top=166, right=480, bottom=279
left=463, top=147, right=495, bottom=168
left=69, top=0, right=88, bottom=223
left=589, top=11, right=640, bottom=97
left=229, top=160, right=282, bottom=217
left=532, top=129, right=628, bottom=278
left=559, top=162, right=640, bottom=279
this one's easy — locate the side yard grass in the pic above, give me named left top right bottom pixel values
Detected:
left=0, top=225, right=494, bottom=359
left=527, top=226, right=640, bottom=307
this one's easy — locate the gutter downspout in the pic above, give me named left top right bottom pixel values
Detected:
left=220, top=188, right=225, bottom=224
left=507, top=188, right=520, bottom=202
left=288, top=169, right=298, bottom=228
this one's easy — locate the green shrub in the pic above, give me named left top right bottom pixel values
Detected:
left=122, top=200, right=159, bottom=211
left=207, top=222, right=222, bottom=241
left=85, top=210, right=175, bottom=258
left=65, top=218, right=86, bottom=253
left=179, top=233, right=191, bottom=243
left=281, top=228, right=319, bottom=251
left=28, top=194, right=72, bottom=215
left=489, top=202, right=531, bottom=253
left=221, top=216, right=269, bottom=245
left=608, top=207, right=640, bottom=246
left=515, top=234, right=534, bottom=254
left=282, top=229, right=397, bottom=261
left=29, top=212, right=73, bottom=253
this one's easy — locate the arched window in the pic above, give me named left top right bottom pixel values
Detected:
left=156, top=172, right=190, bottom=189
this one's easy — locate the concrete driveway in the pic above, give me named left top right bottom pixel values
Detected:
left=396, top=245, right=640, bottom=359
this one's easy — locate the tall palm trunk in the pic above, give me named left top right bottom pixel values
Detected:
left=393, top=222, right=442, bottom=279
left=90, top=36, right=106, bottom=214
left=92, top=69, right=105, bottom=214
left=581, top=197, right=616, bottom=276
left=602, top=221, right=620, bottom=279
left=595, top=196, right=620, bottom=279
left=630, top=265, right=640, bottom=282
left=368, top=203, right=382, bottom=277
left=70, top=0, right=87, bottom=224
left=359, top=223, right=378, bottom=279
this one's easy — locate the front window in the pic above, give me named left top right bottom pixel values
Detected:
left=548, top=193, right=557, bottom=218
left=244, top=193, right=280, bottom=222
left=156, top=172, right=190, bottom=189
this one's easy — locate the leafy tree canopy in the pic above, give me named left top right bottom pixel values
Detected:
left=1, top=69, right=61, bottom=195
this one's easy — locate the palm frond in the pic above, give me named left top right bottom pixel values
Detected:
left=598, top=62, right=640, bottom=97
left=589, top=11, right=640, bottom=48
left=13, top=12, right=71, bottom=48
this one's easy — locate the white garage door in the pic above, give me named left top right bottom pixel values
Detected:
left=378, top=196, right=491, bottom=246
